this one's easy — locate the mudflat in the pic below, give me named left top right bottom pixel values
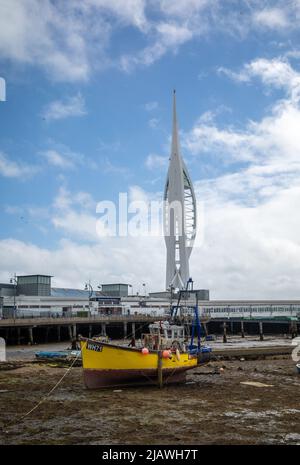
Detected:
left=0, top=357, right=299, bottom=445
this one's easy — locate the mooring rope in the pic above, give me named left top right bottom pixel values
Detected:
left=1, top=346, right=84, bottom=433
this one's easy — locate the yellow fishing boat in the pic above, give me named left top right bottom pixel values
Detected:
left=79, top=337, right=197, bottom=389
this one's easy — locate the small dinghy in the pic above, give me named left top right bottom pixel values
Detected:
left=35, top=350, right=81, bottom=360
left=296, top=363, right=300, bottom=374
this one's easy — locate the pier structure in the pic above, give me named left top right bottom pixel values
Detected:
left=0, top=311, right=299, bottom=346
left=0, top=315, right=157, bottom=345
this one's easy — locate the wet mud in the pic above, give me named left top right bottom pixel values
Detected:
left=0, top=357, right=299, bottom=445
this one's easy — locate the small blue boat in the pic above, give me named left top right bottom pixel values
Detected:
left=35, top=351, right=69, bottom=359
left=296, top=364, right=300, bottom=374
left=35, top=350, right=81, bottom=360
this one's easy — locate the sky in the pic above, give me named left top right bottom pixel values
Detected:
left=1, top=0, right=300, bottom=298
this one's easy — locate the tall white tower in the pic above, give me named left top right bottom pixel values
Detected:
left=164, top=91, right=197, bottom=290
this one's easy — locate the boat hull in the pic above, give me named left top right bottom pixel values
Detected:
left=80, top=337, right=197, bottom=389
left=83, top=367, right=188, bottom=388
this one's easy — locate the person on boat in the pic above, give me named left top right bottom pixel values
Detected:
left=128, top=336, right=136, bottom=347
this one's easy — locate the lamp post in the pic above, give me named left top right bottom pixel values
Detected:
left=84, top=280, right=93, bottom=318
left=142, top=283, right=147, bottom=297
left=128, top=284, right=133, bottom=296
left=10, top=273, right=17, bottom=324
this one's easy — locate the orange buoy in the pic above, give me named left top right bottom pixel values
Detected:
left=141, top=347, right=149, bottom=355
left=162, top=350, right=171, bottom=359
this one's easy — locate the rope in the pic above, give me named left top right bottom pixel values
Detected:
left=1, top=346, right=84, bottom=433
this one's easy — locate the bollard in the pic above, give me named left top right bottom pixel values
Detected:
left=157, top=351, right=163, bottom=388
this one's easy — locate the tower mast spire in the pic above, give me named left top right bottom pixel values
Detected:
left=164, top=91, right=197, bottom=290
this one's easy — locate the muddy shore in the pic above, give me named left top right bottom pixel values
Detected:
left=0, top=356, right=299, bottom=445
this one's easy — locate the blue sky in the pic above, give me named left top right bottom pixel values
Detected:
left=1, top=0, right=300, bottom=298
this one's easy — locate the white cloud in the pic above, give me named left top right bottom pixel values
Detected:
left=100, top=157, right=131, bottom=177
left=52, top=186, right=100, bottom=241
left=53, top=186, right=96, bottom=212
left=40, top=144, right=86, bottom=170
left=41, top=150, right=75, bottom=169
left=1, top=1, right=299, bottom=79
left=42, top=94, right=87, bottom=121
left=144, top=101, right=158, bottom=111
left=191, top=171, right=300, bottom=299
left=0, top=0, right=97, bottom=81
left=148, top=117, right=159, bottom=129
left=3, top=170, right=300, bottom=298
left=145, top=153, right=168, bottom=170
left=0, top=235, right=165, bottom=291
left=0, top=151, right=39, bottom=178
left=170, top=55, right=300, bottom=297
left=219, top=58, right=300, bottom=103
left=120, top=21, right=194, bottom=72
left=188, top=57, right=300, bottom=168
left=253, top=8, right=289, bottom=29
left=86, top=0, right=147, bottom=30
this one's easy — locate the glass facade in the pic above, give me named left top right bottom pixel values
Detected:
left=17, top=275, right=51, bottom=296
left=101, top=284, right=129, bottom=297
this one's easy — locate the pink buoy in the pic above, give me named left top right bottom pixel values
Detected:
left=162, top=350, right=171, bottom=359
left=141, top=347, right=149, bottom=355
